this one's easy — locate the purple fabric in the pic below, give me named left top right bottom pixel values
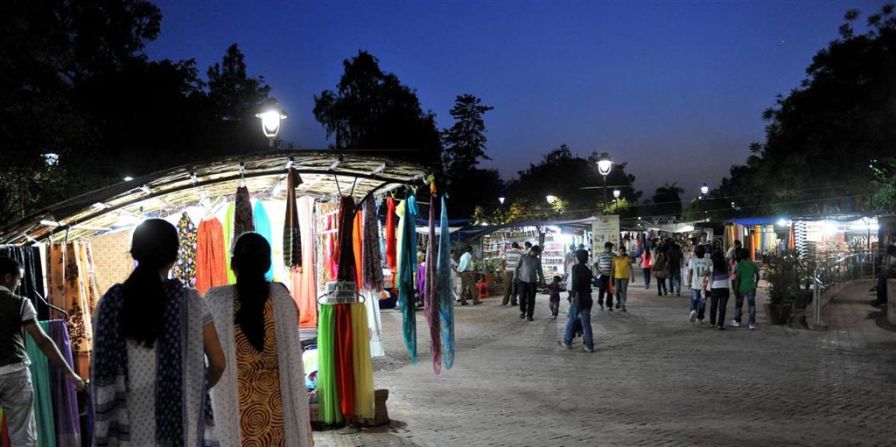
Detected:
left=416, top=263, right=426, bottom=305
left=47, top=320, right=81, bottom=447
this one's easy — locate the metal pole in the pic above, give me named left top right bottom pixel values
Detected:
left=602, top=175, right=608, bottom=210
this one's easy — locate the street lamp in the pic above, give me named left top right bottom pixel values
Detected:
left=498, top=197, right=505, bottom=205
left=546, top=195, right=558, bottom=205
left=612, top=189, right=621, bottom=213
left=256, top=102, right=288, bottom=146
left=700, top=183, right=709, bottom=195
left=596, top=152, right=614, bottom=208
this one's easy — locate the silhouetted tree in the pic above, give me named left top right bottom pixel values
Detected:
left=650, top=182, right=684, bottom=218
left=313, top=51, right=443, bottom=169
left=440, top=94, right=498, bottom=218
left=722, top=4, right=896, bottom=215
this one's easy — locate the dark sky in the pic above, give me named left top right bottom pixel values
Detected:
left=146, top=0, right=885, bottom=199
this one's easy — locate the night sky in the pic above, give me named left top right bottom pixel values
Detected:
left=146, top=0, right=886, bottom=199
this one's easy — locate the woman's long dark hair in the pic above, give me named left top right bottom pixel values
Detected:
left=121, top=219, right=179, bottom=348
left=711, top=250, right=728, bottom=274
left=232, top=232, right=272, bottom=351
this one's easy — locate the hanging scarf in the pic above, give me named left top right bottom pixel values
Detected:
left=334, top=304, right=355, bottom=420
left=397, top=195, right=418, bottom=363
left=223, top=202, right=236, bottom=284
left=173, top=213, right=198, bottom=287
left=290, top=196, right=318, bottom=328
left=336, top=197, right=357, bottom=283
left=385, top=197, right=397, bottom=278
left=425, top=190, right=441, bottom=374
left=91, top=280, right=215, bottom=446
left=437, top=195, right=456, bottom=369
left=350, top=303, right=375, bottom=419
left=317, top=305, right=342, bottom=424
left=47, top=321, right=81, bottom=447
left=196, top=218, right=228, bottom=295
left=362, top=198, right=385, bottom=291
left=283, top=167, right=303, bottom=269
left=353, top=209, right=364, bottom=288
left=25, top=321, right=56, bottom=447
left=252, top=201, right=275, bottom=281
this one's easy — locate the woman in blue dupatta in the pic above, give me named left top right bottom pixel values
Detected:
left=91, top=219, right=226, bottom=446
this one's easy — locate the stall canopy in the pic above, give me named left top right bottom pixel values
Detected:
left=1, top=150, right=428, bottom=244
left=458, top=216, right=599, bottom=242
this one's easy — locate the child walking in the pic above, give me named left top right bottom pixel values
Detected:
left=547, top=275, right=562, bottom=319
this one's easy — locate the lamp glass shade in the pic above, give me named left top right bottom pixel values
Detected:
left=597, top=159, right=613, bottom=175
left=700, top=184, right=709, bottom=195
left=546, top=195, right=558, bottom=204
left=613, top=189, right=621, bottom=198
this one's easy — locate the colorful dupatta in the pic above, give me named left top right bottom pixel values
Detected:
left=283, top=167, right=303, bottom=269
left=397, top=195, right=418, bottom=363
left=196, top=218, right=228, bottom=294
left=252, top=201, right=275, bottom=281
left=350, top=303, right=375, bottom=419
left=437, top=195, right=456, bottom=369
left=385, top=197, right=397, bottom=280
left=317, top=305, right=342, bottom=424
left=362, top=198, right=384, bottom=291
left=425, top=190, right=441, bottom=374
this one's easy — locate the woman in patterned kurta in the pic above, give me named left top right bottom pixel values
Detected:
left=206, top=232, right=313, bottom=447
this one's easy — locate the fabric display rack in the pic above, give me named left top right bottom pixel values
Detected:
left=0, top=150, right=458, bottom=441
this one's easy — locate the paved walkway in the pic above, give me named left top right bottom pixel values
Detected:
left=314, top=274, right=896, bottom=446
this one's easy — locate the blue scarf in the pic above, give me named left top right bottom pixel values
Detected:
left=437, top=195, right=455, bottom=369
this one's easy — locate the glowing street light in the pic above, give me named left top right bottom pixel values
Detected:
left=546, top=195, right=558, bottom=205
left=595, top=152, right=614, bottom=209
left=256, top=102, right=288, bottom=145
left=498, top=197, right=506, bottom=205
left=613, top=189, right=621, bottom=199
left=700, top=183, right=709, bottom=195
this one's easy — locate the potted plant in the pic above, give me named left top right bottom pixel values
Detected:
left=764, top=250, right=805, bottom=324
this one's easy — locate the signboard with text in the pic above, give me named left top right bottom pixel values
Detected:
left=592, top=215, right=620, bottom=255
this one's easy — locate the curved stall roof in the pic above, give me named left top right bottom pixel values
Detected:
left=1, top=149, right=428, bottom=244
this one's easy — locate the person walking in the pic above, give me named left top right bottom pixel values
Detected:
left=547, top=275, right=562, bottom=319
left=653, top=245, right=669, bottom=296
left=515, top=245, right=545, bottom=321
left=206, top=233, right=313, bottom=446
left=732, top=248, right=761, bottom=330
left=92, top=219, right=226, bottom=446
left=613, top=246, right=635, bottom=312
left=457, top=245, right=481, bottom=306
left=640, top=247, right=653, bottom=290
left=502, top=242, right=523, bottom=306
left=667, top=241, right=684, bottom=296
left=687, top=245, right=712, bottom=324
left=560, top=250, right=596, bottom=352
left=595, top=242, right=615, bottom=310
left=707, top=249, right=731, bottom=330
left=0, top=257, right=86, bottom=447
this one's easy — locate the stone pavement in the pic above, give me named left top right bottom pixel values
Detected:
left=314, top=273, right=896, bottom=446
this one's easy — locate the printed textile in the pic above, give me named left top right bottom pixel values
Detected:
left=173, top=212, right=199, bottom=287
left=283, top=167, right=304, bottom=269
left=196, top=218, right=228, bottom=294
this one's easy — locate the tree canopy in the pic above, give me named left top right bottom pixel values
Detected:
left=720, top=4, right=896, bottom=216
left=313, top=50, right=443, bottom=169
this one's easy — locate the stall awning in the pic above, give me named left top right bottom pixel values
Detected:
left=1, top=150, right=428, bottom=244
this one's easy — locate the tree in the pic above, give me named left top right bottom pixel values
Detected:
left=313, top=51, right=443, bottom=169
left=206, top=43, right=275, bottom=152
left=650, top=182, right=684, bottom=218
left=442, top=94, right=493, bottom=175
left=505, top=145, right=642, bottom=221
left=721, top=4, right=896, bottom=216
left=440, top=94, right=498, bottom=218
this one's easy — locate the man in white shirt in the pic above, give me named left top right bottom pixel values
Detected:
left=0, top=256, right=85, bottom=446
left=687, top=246, right=712, bottom=324
left=502, top=242, right=524, bottom=306
left=457, top=245, right=481, bottom=306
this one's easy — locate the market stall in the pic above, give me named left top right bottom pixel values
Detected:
left=0, top=150, right=456, bottom=440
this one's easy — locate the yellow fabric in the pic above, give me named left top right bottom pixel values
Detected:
left=613, top=256, right=632, bottom=279
left=235, top=299, right=285, bottom=445
left=350, top=303, right=375, bottom=419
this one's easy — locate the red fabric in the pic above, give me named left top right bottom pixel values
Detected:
left=1, top=412, right=9, bottom=447
left=334, top=303, right=355, bottom=419
left=385, top=197, right=397, bottom=282
left=336, top=197, right=358, bottom=283
left=195, top=218, right=228, bottom=294
left=353, top=211, right=364, bottom=287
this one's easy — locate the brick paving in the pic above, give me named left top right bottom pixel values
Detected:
left=314, top=273, right=896, bottom=446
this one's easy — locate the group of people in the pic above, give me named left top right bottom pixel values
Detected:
left=687, top=239, right=761, bottom=330
left=0, top=219, right=313, bottom=446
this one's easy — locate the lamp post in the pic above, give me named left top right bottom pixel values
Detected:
left=546, top=195, right=558, bottom=205
left=256, top=102, right=288, bottom=147
left=613, top=189, right=621, bottom=212
left=596, top=152, right=614, bottom=208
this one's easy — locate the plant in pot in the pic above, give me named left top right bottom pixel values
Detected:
left=764, top=250, right=805, bottom=324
